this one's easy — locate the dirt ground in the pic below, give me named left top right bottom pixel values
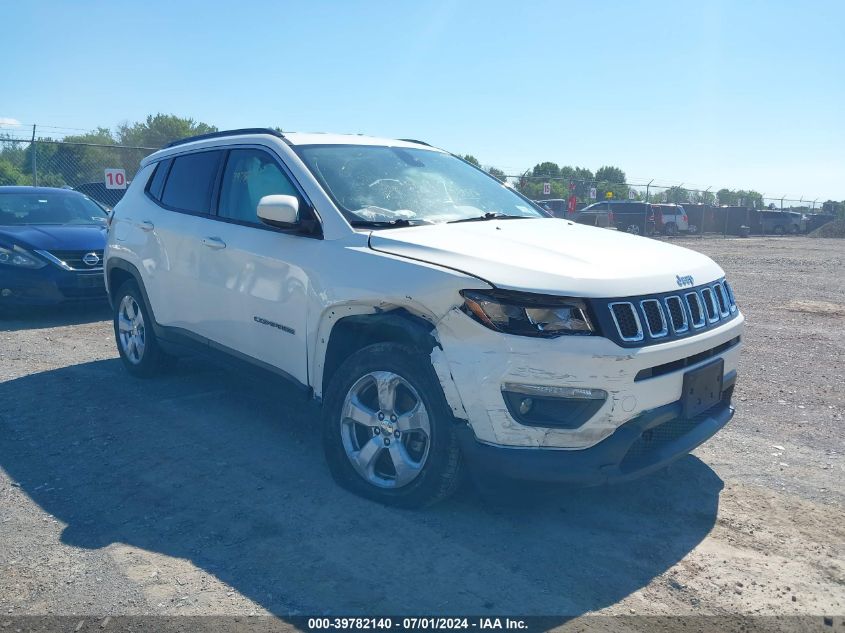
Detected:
left=0, top=236, right=843, bottom=623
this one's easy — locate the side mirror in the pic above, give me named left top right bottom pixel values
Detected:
left=257, top=195, right=299, bottom=228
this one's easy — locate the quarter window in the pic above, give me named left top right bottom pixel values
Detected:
left=146, top=159, right=171, bottom=201
left=218, top=149, right=299, bottom=223
left=160, top=151, right=223, bottom=213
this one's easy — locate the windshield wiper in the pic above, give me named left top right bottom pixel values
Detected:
left=349, top=218, right=430, bottom=229
left=447, top=212, right=531, bottom=224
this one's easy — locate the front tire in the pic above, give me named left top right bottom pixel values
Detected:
left=113, top=280, right=169, bottom=377
left=322, top=342, right=463, bottom=508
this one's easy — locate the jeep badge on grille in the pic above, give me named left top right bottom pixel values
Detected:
left=676, top=274, right=695, bottom=288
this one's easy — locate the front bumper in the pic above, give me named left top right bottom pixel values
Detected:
left=456, top=376, right=735, bottom=484
left=434, top=306, right=744, bottom=450
left=0, top=266, right=107, bottom=307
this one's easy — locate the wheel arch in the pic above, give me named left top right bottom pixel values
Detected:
left=106, top=258, right=158, bottom=325
left=313, top=305, right=468, bottom=419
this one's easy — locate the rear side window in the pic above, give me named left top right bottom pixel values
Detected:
left=146, top=159, right=171, bottom=201
left=160, top=151, right=223, bottom=213
left=218, top=149, right=299, bottom=223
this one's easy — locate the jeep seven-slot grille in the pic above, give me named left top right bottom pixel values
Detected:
left=701, top=287, right=718, bottom=321
left=609, top=303, right=642, bottom=341
left=641, top=300, right=667, bottom=337
left=665, top=296, right=688, bottom=333
left=599, top=279, right=737, bottom=347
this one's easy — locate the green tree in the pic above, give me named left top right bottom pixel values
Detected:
left=117, top=114, right=217, bottom=148
left=0, top=157, right=26, bottom=186
left=595, top=165, right=625, bottom=184
left=822, top=200, right=844, bottom=218
left=664, top=186, right=691, bottom=204
left=516, top=162, right=568, bottom=199
left=690, top=190, right=716, bottom=205
left=595, top=165, right=628, bottom=202
left=717, top=188, right=763, bottom=208
left=487, top=166, right=507, bottom=182
left=21, top=138, right=61, bottom=184
left=531, top=162, right=561, bottom=178
left=460, top=154, right=480, bottom=167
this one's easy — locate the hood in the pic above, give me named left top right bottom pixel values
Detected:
left=369, top=218, right=724, bottom=297
left=0, top=224, right=107, bottom=252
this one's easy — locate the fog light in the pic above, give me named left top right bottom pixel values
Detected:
left=518, top=397, right=534, bottom=415
left=502, top=383, right=607, bottom=400
left=501, top=383, right=608, bottom=430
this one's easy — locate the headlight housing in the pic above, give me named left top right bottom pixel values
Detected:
left=461, top=289, right=594, bottom=337
left=0, top=244, right=47, bottom=269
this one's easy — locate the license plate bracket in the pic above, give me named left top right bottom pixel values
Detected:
left=681, top=358, right=724, bottom=418
left=77, top=274, right=104, bottom=288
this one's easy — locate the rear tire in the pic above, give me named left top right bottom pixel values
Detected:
left=322, top=342, right=463, bottom=508
left=113, top=280, right=169, bottom=378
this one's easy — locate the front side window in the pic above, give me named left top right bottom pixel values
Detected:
left=295, top=145, right=543, bottom=226
left=218, top=149, right=299, bottom=223
left=0, top=192, right=108, bottom=226
left=160, top=151, right=223, bottom=213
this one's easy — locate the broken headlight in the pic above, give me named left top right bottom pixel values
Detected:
left=461, top=290, right=594, bottom=337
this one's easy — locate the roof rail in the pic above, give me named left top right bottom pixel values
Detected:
left=398, top=138, right=431, bottom=147
left=164, top=128, right=285, bottom=149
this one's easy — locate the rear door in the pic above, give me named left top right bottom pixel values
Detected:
left=147, top=149, right=226, bottom=330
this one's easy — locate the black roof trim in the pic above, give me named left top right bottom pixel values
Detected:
left=164, top=128, right=287, bottom=149
left=397, top=138, right=431, bottom=147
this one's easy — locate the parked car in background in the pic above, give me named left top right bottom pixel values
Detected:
left=535, top=198, right=572, bottom=219
left=574, top=204, right=614, bottom=229
left=581, top=201, right=656, bottom=234
left=792, top=211, right=808, bottom=233
left=652, top=204, right=691, bottom=235
left=105, top=128, right=743, bottom=507
left=760, top=210, right=801, bottom=234
left=0, top=186, right=108, bottom=309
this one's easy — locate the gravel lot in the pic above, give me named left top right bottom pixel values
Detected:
left=0, top=236, right=843, bottom=622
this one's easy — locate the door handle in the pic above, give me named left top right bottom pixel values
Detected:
left=202, top=237, right=226, bottom=250
left=139, top=220, right=155, bottom=232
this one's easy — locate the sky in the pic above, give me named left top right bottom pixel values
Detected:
left=2, top=0, right=843, bottom=201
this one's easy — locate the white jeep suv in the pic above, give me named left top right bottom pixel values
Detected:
left=105, top=128, right=743, bottom=507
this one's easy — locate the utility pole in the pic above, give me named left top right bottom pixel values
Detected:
left=645, top=179, right=653, bottom=202
left=30, top=124, right=37, bottom=187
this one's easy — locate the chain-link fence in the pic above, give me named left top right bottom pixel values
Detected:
left=511, top=173, right=836, bottom=237
left=0, top=137, right=157, bottom=208
left=1, top=132, right=836, bottom=235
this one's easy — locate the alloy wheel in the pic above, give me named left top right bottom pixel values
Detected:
left=117, top=295, right=146, bottom=364
left=339, top=371, right=431, bottom=489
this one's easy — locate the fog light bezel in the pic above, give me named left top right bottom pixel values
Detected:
left=501, top=383, right=608, bottom=430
